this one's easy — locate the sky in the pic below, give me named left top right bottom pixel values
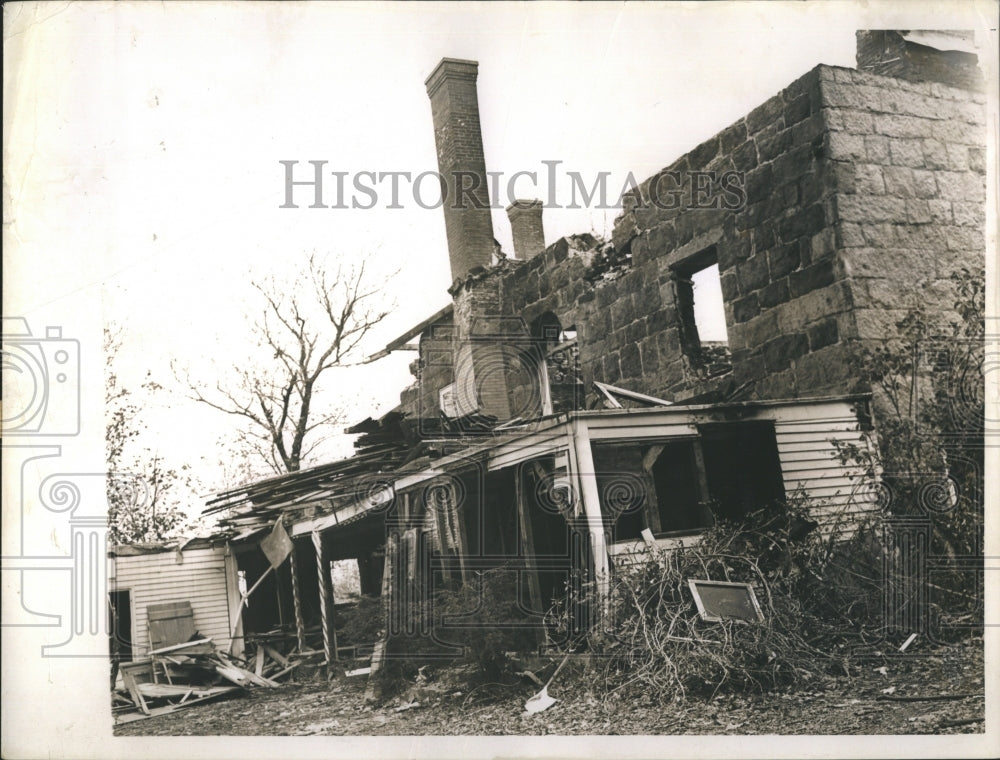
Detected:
left=1, top=3, right=990, bottom=508
left=3, top=3, right=997, bottom=759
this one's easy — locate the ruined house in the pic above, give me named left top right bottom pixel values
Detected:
left=204, top=31, right=986, bottom=663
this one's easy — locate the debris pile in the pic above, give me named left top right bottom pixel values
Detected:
left=113, top=637, right=321, bottom=724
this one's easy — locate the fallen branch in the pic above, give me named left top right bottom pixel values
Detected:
left=877, top=693, right=983, bottom=702
left=937, top=716, right=985, bottom=729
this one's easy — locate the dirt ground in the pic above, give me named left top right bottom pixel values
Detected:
left=115, top=635, right=985, bottom=736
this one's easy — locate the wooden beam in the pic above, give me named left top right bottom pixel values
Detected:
left=571, top=419, right=610, bottom=617
left=514, top=463, right=544, bottom=617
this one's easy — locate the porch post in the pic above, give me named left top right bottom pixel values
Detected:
left=312, top=530, right=338, bottom=677
left=289, top=542, right=307, bottom=652
left=570, top=419, right=610, bottom=617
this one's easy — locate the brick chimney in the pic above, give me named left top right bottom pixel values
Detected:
left=425, top=59, right=495, bottom=283
left=506, top=199, right=546, bottom=260
left=857, top=30, right=983, bottom=91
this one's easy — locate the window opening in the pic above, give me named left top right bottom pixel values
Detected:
left=673, top=249, right=731, bottom=374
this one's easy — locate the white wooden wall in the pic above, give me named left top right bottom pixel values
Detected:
left=110, top=546, right=241, bottom=659
left=772, top=400, right=879, bottom=534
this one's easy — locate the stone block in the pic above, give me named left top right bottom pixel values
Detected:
left=756, top=368, right=798, bottom=399
left=835, top=194, right=907, bottom=223
left=719, top=119, right=748, bottom=154
left=793, top=344, right=854, bottom=395
left=807, top=317, right=839, bottom=350
left=809, top=228, right=836, bottom=264
left=936, top=171, right=985, bottom=202
left=596, top=280, right=619, bottom=309
left=827, top=131, right=867, bottom=161
left=620, top=343, right=642, bottom=379
left=835, top=221, right=866, bottom=248
left=732, top=140, right=759, bottom=173
left=758, top=126, right=795, bottom=162
left=745, top=164, right=774, bottom=205
left=655, top=328, right=681, bottom=360
left=646, top=307, right=672, bottom=334
left=768, top=242, right=800, bottom=279
left=943, top=225, right=984, bottom=252
left=952, top=201, right=984, bottom=228
left=732, top=293, right=760, bottom=324
left=688, top=136, right=721, bottom=170
left=625, top=319, right=646, bottom=345
left=747, top=95, right=786, bottom=135
left=969, top=146, right=986, bottom=174
left=603, top=352, right=622, bottom=383
left=905, top=200, right=932, bottom=224
left=731, top=350, right=766, bottom=387
left=882, top=166, right=917, bottom=197
left=911, top=169, right=938, bottom=199
left=921, top=138, right=949, bottom=170
left=785, top=92, right=814, bottom=125
left=888, top=138, right=925, bottom=168
left=639, top=335, right=660, bottom=376
left=927, top=199, right=953, bottom=224
left=634, top=282, right=661, bottom=316
left=737, top=254, right=770, bottom=293
left=777, top=203, right=826, bottom=242
left=720, top=271, right=740, bottom=301
left=839, top=247, right=935, bottom=282
left=789, top=259, right=836, bottom=298
left=824, top=108, right=874, bottom=134
left=742, top=310, right=779, bottom=347
left=860, top=223, right=897, bottom=248
left=752, top=222, right=776, bottom=254
left=759, top=279, right=790, bottom=309
left=718, top=234, right=752, bottom=270
left=865, top=135, right=891, bottom=163
left=771, top=144, right=818, bottom=185
left=894, top=223, right=946, bottom=250
left=873, top=113, right=932, bottom=139
left=763, top=332, right=809, bottom=372
left=853, top=307, right=911, bottom=341
left=854, top=164, right=886, bottom=195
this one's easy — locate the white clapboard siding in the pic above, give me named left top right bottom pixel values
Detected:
left=773, top=404, right=878, bottom=535
left=110, top=546, right=238, bottom=659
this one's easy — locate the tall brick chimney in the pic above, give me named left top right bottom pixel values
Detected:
left=856, top=30, right=983, bottom=91
left=506, top=200, right=546, bottom=260
left=425, top=59, right=495, bottom=283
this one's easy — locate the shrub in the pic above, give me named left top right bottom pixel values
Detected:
left=429, top=567, right=538, bottom=682
left=550, top=500, right=888, bottom=703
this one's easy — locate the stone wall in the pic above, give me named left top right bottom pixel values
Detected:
left=822, top=65, right=986, bottom=345
left=404, top=62, right=985, bottom=421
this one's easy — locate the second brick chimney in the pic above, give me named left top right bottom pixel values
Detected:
left=506, top=199, right=546, bottom=260
left=425, top=59, right=496, bottom=283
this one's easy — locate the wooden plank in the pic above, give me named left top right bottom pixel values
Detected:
left=254, top=647, right=265, bottom=677
left=148, top=638, right=213, bottom=656
left=514, top=463, right=544, bottom=616
left=120, top=666, right=151, bottom=715
left=263, top=645, right=289, bottom=667
left=269, top=662, right=301, bottom=681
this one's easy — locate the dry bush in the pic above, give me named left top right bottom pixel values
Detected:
left=547, top=500, right=887, bottom=703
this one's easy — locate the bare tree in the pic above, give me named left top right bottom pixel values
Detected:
left=190, top=254, right=391, bottom=473
left=105, top=326, right=186, bottom=544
